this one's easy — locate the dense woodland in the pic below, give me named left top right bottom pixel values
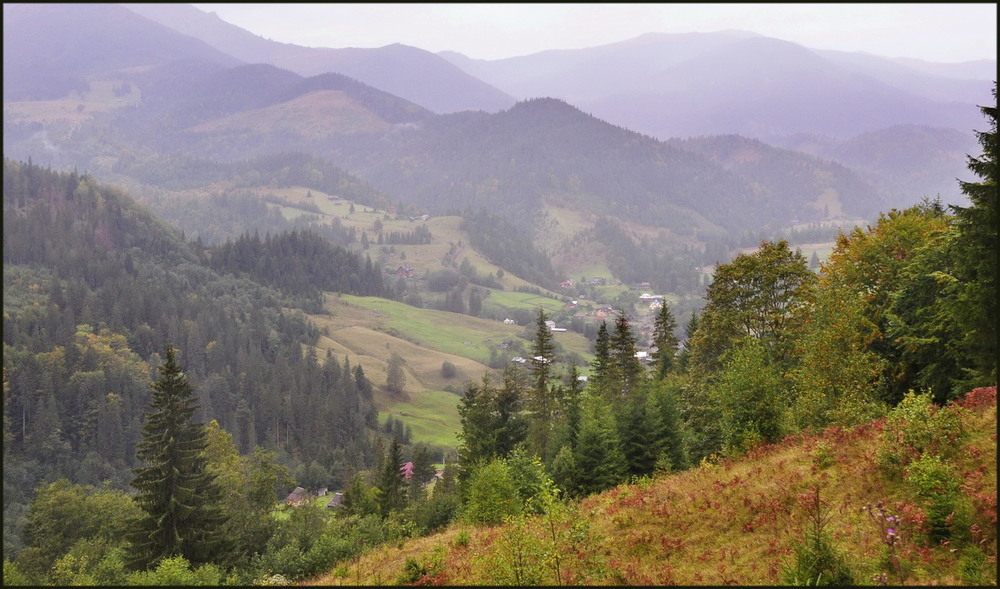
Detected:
left=1, top=70, right=996, bottom=587
left=2, top=160, right=387, bottom=568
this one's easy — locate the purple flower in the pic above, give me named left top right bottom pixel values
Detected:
left=887, top=528, right=896, bottom=535
left=886, top=516, right=895, bottom=522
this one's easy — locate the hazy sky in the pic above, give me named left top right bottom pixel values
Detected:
left=191, top=3, right=997, bottom=63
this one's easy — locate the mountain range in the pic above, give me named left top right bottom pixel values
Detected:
left=3, top=2, right=993, bottom=272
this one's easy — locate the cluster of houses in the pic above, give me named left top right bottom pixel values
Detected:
left=283, top=463, right=446, bottom=510
left=392, top=264, right=416, bottom=278
left=284, top=486, right=344, bottom=509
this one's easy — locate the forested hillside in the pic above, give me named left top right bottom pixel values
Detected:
left=1, top=3, right=995, bottom=583
left=2, top=159, right=387, bottom=563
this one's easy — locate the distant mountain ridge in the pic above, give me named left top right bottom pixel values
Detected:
left=439, top=30, right=993, bottom=143
left=120, top=2, right=517, bottom=114
left=2, top=3, right=242, bottom=100
left=3, top=2, right=987, bottom=241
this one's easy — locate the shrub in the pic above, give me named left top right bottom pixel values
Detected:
left=125, top=555, right=222, bottom=586
left=904, top=453, right=969, bottom=543
left=396, top=548, right=444, bottom=585
left=875, top=390, right=966, bottom=475
left=462, top=459, right=523, bottom=525
left=781, top=487, right=854, bottom=586
left=2, top=558, right=34, bottom=586
left=441, top=361, right=457, bottom=378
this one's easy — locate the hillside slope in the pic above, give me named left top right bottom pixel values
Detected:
left=305, top=387, right=997, bottom=586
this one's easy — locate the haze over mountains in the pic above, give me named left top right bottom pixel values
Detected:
left=3, top=2, right=994, bottom=252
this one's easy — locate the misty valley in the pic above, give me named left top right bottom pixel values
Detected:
left=2, top=3, right=996, bottom=586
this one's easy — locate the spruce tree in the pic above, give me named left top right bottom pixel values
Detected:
left=589, top=320, right=611, bottom=394
left=609, top=309, right=642, bottom=398
left=573, top=400, right=625, bottom=496
left=528, top=307, right=556, bottom=461
left=376, top=436, right=407, bottom=517
left=952, top=82, right=997, bottom=386
left=650, top=303, right=679, bottom=379
left=128, top=344, right=229, bottom=571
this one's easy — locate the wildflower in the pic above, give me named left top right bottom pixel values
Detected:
left=886, top=516, right=895, bottom=522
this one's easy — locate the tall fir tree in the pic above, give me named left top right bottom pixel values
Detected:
left=589, top=320, right=611, bottom=395
left=952, top=82, right=997, bottom=387
left=528, top=307, right=556, bottom=462
left=128, top=344, right=229, bottom=571
left=376, top=436, right=407, bottom=517
left=650, top=303, right=680, bottom=379
left=609, top=309, right=643, bottom=398
left=572, top=399, right=626, bottom=497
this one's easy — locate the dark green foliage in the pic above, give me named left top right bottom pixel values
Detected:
left=455, top=370, right=529, bottom=496
left=460, top=209, right=559, bottom=290
left=650, top=302, right=680, bottom=379
left=210, top=228, right=385, bottom=302
left=782, top=487, right=854, bottom=586
left=950, top=82, right=997, bottom=388
left=608, top=309, right=643, bottom=398
left=589, top=320, right=612, bottom=394
left=649, top=378, right=687, bottom=471
left=3, top=160, right=381, bottom=557
left=128, top=344, right=231, bottom=570
left=615, top=393, right=659, bottom=479
left=689, top=240, right=814, bottom=376
left=592, top=216, right=703, bottom=295
left=376, top=437, right=407, bottom=517
left=527, top=308, right=556, bottom=460
left=570, top=400, right=626, bottom=497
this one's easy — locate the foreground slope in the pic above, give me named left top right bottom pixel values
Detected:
left=305, top=387, right=997, bottom=586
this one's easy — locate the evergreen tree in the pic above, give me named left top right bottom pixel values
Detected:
left=650, top=303, right=679, bottom=379
left=650, top=378, right=687, bottom=471
left=528, top=307, right=556, bottom=461
left=952, top=82, right=997, bottom=387
left=608, top=309, right=643, bottom=398
left=676, top=310, right=699, bottom=373
left=376, top=437, right=407, bottom=517
left=589, top=320, right=611, bottom=394
left=615, top=391, right=658, bottom=479
left=572, top=399, right=625, bottom=497
left=127, top=344, right=229, bottom=571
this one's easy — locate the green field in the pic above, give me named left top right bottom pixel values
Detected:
left=481, top=290, right=568, bottom=315
left=379, top=389, right=463, bottom=449
left=338, top=295, right=521, bottom=364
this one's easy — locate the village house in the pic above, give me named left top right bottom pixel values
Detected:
left=326, top=492, right=344, bottom=509
left=284, top=486, right=308, bottom=507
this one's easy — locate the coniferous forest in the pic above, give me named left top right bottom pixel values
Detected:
left=0, top=4, right=996, bottom=583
